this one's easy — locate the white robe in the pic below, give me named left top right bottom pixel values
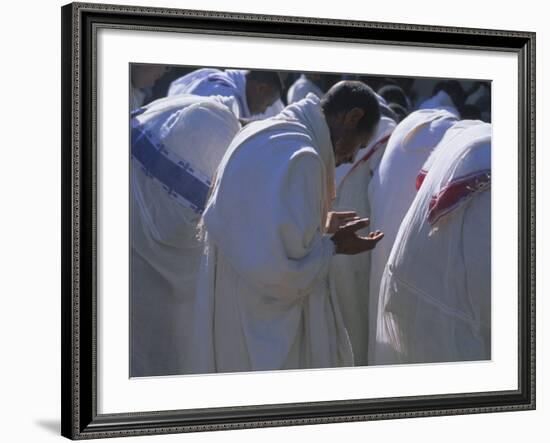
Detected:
left=375, top=120, right=491, bottom=364
left=130, top=94, right=241, bottom=376
left=168, top=68, right=251, bottom=118
left=191, top=94, right=353, bottom=373
left=329, top=115, right=396, bottom=365
left=417, top=90, right=460, bottom=117
left=367, top=109, right=459, bottom=363
left=287, top=75, right=324, bottom=104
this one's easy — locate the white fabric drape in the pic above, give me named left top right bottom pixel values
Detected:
left=367, top=109, right=459, bottom=363
left=329, top=115, right=396, bottom=365
left=375, top=121, right=491, bottom=364
left=168, top=68, right=251, bottom=118
left=130, top=94, right=241, bottom=376
left=417, top=90, right=460, bottom=117
left=190, top=94, right=353, bottom=373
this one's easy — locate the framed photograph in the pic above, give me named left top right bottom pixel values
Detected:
left=61, top=2, right=535, bottom=439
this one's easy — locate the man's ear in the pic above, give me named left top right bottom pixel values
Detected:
left=344, top=107, right=365, bottom=127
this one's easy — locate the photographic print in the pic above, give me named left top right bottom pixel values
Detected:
left=62, top=3, right=534, bottom=438
left=129, top=64, right=492, bottom=377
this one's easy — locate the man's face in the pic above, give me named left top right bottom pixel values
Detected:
left=327, top=108, right=374, bottom=167
left=245, top=80, right=281, bottom=115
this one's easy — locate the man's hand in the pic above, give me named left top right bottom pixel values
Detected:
left=330, top=218, right=384, bottom=255
left=325, top=211, right=360, bottom=234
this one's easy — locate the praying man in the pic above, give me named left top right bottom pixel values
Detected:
left=130, top=94, right=241, bottom=377
left=190, top=81, right=385, bottom=374
left=168, top=68, right=283, bottom=119
left=375, top=120, right=491, bottom=364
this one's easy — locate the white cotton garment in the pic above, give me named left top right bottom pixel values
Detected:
left=191, top=94, right=353, bottom=374
left=417, top=90, right=460, bottom=117
left=374, top=120, right=491, bottom=365
left=287, top=75, right=324, bottom=104
left=367, top=109, right=459, bottom=363
left=329, top=115, right=396, bottom=366
left=167, top=68, right=251, bottom=118
left=130, top=94, right=241, bottom=377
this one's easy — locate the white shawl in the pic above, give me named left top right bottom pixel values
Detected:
left=418, top=90, right=460, bottom=117
left=375, top=121, right=491, bottom=364
left=367, top=108, right=459, bottom=363
left=130, top=94, right=241, bottom=376
left=191, top=94, right=352, bottom=373
left=167, top=68, right=251, bottom=118
left=329, top=114, right=396, bottom=365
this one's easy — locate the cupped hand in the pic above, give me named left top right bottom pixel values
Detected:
left=331, top=218, right=384, bottom=255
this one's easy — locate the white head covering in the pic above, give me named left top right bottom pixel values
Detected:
left=131, top=94, right=241, bottom=243
left=167, top=68, right=251, bottom=118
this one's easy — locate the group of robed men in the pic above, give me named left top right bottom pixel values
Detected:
left=130, top=67, right=491, bottom=377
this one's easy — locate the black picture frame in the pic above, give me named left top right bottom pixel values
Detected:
left=61, top=2, right=536, bottom=439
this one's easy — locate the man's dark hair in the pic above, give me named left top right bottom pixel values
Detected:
left=378, top=84, right=409, bottom=110
left=388, top=103, right=408, bottom=122
left=321, top=80, right=381, bottom=135
left=432, top=80, right=466, bottom=110
left=460, top=104, right=482, bottom=121
left=246, top=70, right=286, bottom=93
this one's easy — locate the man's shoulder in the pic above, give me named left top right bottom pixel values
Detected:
left=286, top=146, right=325, bottom=177
left=289, top=145, right=320, bottom=161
